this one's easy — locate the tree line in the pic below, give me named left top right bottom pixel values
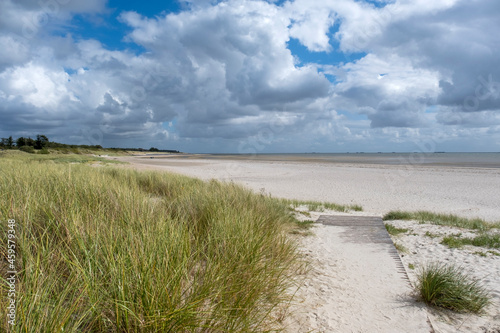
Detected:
left=0, top=135, right=50, bottom=150
left=0, top=135, right=103, bottom=151
left=0, top=135, right=180, bottom=153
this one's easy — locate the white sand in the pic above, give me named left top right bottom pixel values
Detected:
left=117, top=156, right=500, bottom=221
left=115, top=155, right=500, bottom=332
left=286, top=212, right=500, bottom=333
left=387, top=220, right=500, bottom=333
left=283, top=220, right=431, bottom=332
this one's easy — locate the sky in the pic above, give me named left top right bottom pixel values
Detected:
left=0, top=0, right=499, bottom=153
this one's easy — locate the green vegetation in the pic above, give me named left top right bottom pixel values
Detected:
left=0, top=150, right=123, bottom=165
left=290, top=220, right=316, bottom=236
left=393, top=242, right=408, bottom=253
left=424, top=231, right=441, bottom=239
left=408, top=263, right=415, bottom=270
left=294, top=220, right=316, bottom=230
left=472, top=250, right=500, bottom=257
left=0, top=153, right=302, bottom=332
left=383, top=211, right=500, bottom=231
left=416, top=263, right=491, bottom=313
left=441, top=236, right=465, bottom=249
left=441, top=233, right=500, bottom=249
left=284, top=199, right=362, bottom=213
left=0, top=133, right=179, bottom=154
left=384, top=223, right=408, bottom=236
left=18, top=145, right=35, bottom=154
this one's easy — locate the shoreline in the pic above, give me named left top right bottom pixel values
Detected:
left=128, top=152, right=500, bottom=169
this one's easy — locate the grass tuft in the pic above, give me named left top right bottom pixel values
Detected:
left=383, top=211, right=414, bottom=221
left=393, top=242, right=408, bottom=253
left=383, top=210, right=500, bottom=231
left=284, top=199, right=362, bottom=213
left=294, top=220, right=316, bottom=230
left=385, top=223, right=408, bottom=236
left=416, top=263, right=491, bottom=313
left=424, top=231, right=441, bottom=239
left=441, top=236, right=464, bottom=249
left=290, top=220, right=316, bottom=236
left=441, top=233, right=500, bottom=249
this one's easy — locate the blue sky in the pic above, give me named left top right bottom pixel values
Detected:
left=72, top=2, right=365, bottom=70
left=1, top=0, right=500, bottom=153
left=67, top=0, right=181, bottom=52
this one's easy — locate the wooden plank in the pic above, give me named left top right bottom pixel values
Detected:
left=318, top=215, right=383, bottom=226
left=318, top=215, right=409, bottom=281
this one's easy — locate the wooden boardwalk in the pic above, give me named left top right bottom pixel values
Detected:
left=317, top=215, right=410, bottom=284
left=286, top=214, right=433, bottom=332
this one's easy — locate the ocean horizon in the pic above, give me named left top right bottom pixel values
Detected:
left=153, top=152, right=500, bottom=169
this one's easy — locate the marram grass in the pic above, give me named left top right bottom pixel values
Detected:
left=441, top=233, right=500, bottom=249
left=384, top=223, right=408, bottom=236
left=0, top=153, right=302, bottom=332
left=383, top=210, right=500, bottom=231
left=283, top=199, right=362, bottom=213
left=416, top=263, right=491, bottom=313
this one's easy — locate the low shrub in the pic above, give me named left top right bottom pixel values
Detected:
left=19, top=145, right=35, bottom=153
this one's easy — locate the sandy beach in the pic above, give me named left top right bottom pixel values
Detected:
left=115, top=154, right=500, bottom=332
left=116, top=154, right=500, bottom=221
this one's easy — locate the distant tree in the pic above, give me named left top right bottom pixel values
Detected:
left=35, top=135, right=49, bottom=149
left=149, top=147, right=159, bottom=152
left=25, top=137, right=35, bottom=147
left=16, top=137, right=26, bottom=147
left=0, top=137, right=13, bottom=149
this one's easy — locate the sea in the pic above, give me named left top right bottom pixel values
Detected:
left=184, top=152, right=500, bottom=169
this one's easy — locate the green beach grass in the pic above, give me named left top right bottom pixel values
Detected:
left=0, top=151, right=303, bottom=332
left=441, top=234, right=500, bottom=249
left=383, top=210, right=500, bottom=231
left=384, top=223, right=408, bottom=236
left=416, top=263, right=491, bottom=313
left=284, top=199, right=362, bottom=213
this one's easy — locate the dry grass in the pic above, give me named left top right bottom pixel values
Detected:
left=0, top=151, right=302, bottom=332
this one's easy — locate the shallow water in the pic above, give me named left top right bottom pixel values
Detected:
left=155, top=152, right=500, bottom=168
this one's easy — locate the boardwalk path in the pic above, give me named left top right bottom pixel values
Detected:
left=285, top=215, right=434, bottom=332
left=318, top=215, right=409, bottom=280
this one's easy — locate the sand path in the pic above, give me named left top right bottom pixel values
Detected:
left=283, top=215, right=432, bottom=332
